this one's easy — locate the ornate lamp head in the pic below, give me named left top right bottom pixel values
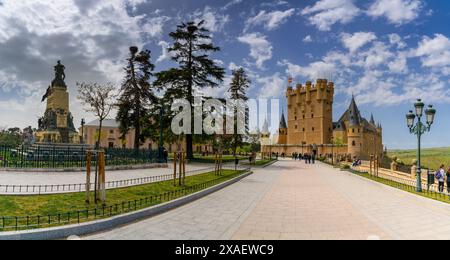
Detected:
left=406, top=110, right=416, bottom=129
left=414, top=99, right=425, bottom=117
left=425, top=105, right=436, bottom=126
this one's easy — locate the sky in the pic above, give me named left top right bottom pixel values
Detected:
left=0, top=0, right=449, bottom=149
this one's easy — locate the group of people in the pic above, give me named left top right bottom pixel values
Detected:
left=435, top=165, right=450, bottom=193
left=291, top=152, right=316, bottom=164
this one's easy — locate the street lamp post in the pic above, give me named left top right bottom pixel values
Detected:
left=406, top=99, right=436, bottom=192
left=81, top=118, right=85, bottom=144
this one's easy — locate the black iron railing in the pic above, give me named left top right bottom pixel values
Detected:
left=349, top=168, right=450, bottom=200
left=0, top=146, right=159, bottom=169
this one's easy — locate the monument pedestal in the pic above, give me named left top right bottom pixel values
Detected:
left=36, top=61, right=79, bottom=144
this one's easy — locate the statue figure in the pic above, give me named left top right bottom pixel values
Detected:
left=51, top=60, right=67, bottom=88
left=67, top=113, right=76, bottom=131
left=22, top=126, right=35, bottom=145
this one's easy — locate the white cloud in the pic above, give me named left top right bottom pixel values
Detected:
left=355, top=42, right=393, bottom=68
left=156, top=41, right=172, bottom=63
left=279, top=59, right=336, bottom=80
left=245, top=9, right=296, bottom=31
left=415, top=34, right=450, bottom=68
left=388, top=33, right=407, bottom=49
left=368, top=0, right=422, bottom=25
left=388, top=53, right=408, bottom=74
left=341, top=32, right=377, bottom=52
left=303, top=35, right=313, bottom=43
left=194, top=7, right=229, bottom=33
left=222, top=0, right=243, bottom=11
left=142, top=15, right=171, bottom=38
left=255, top=73, right=285, bottom=99
left=301, top=0, right=360, bottom=31
left=238, top=33, right=273, bottom=69
left=0, top=0, right=152, bottom=128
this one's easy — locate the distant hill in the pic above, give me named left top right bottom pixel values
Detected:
left=388, top=147, right=450, bottom=170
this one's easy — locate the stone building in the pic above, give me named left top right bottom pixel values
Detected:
left=263, top=79, right=383, bottom=160
left=81, top=119, right=213, bottom=153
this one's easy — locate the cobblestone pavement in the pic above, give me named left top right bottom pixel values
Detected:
left=85, top=160, right=450, bottom=240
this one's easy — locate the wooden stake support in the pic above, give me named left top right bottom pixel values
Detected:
left=98, top=151, right=106, bottom=206
left=85, top=151, right=92, bottom=204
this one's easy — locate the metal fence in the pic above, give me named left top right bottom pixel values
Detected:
left=350, top=167, right=450, bottom=199
left=0, top=169, right=249, bottom=232
left=0, top=146, right=160, bottom=169
left=0, top=166, right=225, bottom=195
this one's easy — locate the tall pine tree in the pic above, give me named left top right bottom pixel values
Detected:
left=228, top=68, right=251, bottom=157
left=117, top=46, right=157, bottom=150
left=155, top=21, right=225, bottom=159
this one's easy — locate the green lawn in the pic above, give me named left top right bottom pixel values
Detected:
left=243, top=159, right=277, bottom=167
left=189, top=155, right=248, bottom=164
left=0, top=169, right=248, bottom=231
left=388, top=147, right=450, bottom=170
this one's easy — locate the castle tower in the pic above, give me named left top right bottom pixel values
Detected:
left=36, top=61, right=79, bottom=144
left=277, top=111, right=288, bottom=145
left=286, top=79, right=334, bottom=146
left=347, top=95, right=362, bottom=159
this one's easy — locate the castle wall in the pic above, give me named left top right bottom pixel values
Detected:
left=285, top=79, right=334, bottom=146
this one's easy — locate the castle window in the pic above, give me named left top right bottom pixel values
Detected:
left=303, top=115, right=305, bottom=119
left=303, top=128, right=305, bottom=132
left=295, top=125, right=298, bottom=129
left=352, top=141, right=356, bottom=146
left=311, top=114, right=314, bottom=118
left=295, top=116, right=297, bottom=121
left=352, top=129, right=355, bottom=133
left=312, top=127, right=315, bottom=132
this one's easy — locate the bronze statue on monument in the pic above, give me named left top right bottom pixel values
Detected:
left=36, top=61, right=79, bottom=144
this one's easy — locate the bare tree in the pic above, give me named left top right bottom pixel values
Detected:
left=77, top=82, right=116, bottom=149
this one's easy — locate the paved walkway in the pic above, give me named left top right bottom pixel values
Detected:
left=0, top=164, right=210, bottom=186
left=85, top=160, right=450, bottom=240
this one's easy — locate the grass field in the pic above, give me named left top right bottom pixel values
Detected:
left=388, top=147, right=450, bottom=170
left=243, top=159, right=277, bottom=167
left=0, top=169, right=245, bottom=220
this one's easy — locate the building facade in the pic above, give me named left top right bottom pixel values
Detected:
left=263, top=79, right=383, bottom=160
left=81, top=119, right=213, bottom=153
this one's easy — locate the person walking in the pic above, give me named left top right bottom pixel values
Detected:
left=446, top=167, right=450, bottom=194
left=436, top=165, right=446, bottom=193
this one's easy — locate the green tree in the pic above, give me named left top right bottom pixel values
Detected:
left=155, top=20, right=225, bottom=159
left=0, top=127, right=21, bottom=147
left=117, top=46, right=157, bottom=150
left=228, top=68, right=251, bottom=157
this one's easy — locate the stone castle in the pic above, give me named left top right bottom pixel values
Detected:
left=262, top=79, right=383, bottom=160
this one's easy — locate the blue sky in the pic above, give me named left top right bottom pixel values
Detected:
left=0, top=0, right=449, bottom=149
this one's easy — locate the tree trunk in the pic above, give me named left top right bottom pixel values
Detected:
left=96, top=120, right=103, bottom=150
left=186, top=33, right=194, bottom=159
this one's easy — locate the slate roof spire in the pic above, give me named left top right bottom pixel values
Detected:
left=348, top=95, right=361, bottom=126
left=279, top=111, right=287, bottom=129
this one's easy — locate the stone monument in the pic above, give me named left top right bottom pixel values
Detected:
left=36, top=61, right=79, bottom=144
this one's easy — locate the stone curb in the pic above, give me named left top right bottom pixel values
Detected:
left=0, top=163, right=168, bottom=173
left=0, top=171, right=253, bottom=240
